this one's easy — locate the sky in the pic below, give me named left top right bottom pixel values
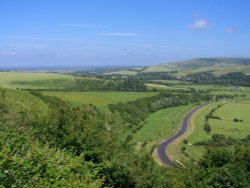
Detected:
left=1, top=0, right=250, bottom=67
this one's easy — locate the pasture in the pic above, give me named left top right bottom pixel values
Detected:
left=104, top=70, right=138, bottom=76
left=131, top=104, right=193, bottom=144
left=0, top=72, right=75, bottom=89
left=184, top=101, right=250, bottom=160
left=43, top=91, right=158, bottom=108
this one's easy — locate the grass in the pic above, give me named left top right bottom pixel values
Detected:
left=104, top=70, right=138, bottom=76
left=131, top=104, right=193, bottom=144
left=213, top=103, right=250, bottom=122
left=146, top=82, right=235, bottom=91
left=43, top=91, right=158, bottom=109
left=151, top=80, right=188, bottom=84
left=145, top=83, right=172, bottom=90
left=0, top=72, right=75, bottom=89
left=184, top=101, right=250, bottom=161
left=0, top=88, right=49, bottom=120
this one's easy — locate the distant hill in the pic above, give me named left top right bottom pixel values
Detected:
left=143, top=58, right=250, bottom=76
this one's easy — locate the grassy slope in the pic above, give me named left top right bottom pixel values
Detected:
left=131, top=104, right=193, bottom=144
left=0, top=88, right=49, bottom=120
left=43, top=91, right=158, bottom=109
left=143, top=58, right=250, bottom=76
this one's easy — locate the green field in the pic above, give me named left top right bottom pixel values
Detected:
left=142, top=58, right=250, bottom=77
left=131, top=104, right=193, bottom=144
left=104, top=70, right=138, bottom=76
left=0, top=72, right=75, bottom=89
left=145, top=83, right=172, bottom=90
left=146, top=82, right=233, bottom=91
left=184, top=101, right=250, bottom=160
left=43, top=91, right=158, bottom=108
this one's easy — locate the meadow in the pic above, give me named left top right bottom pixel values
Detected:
left=183, top=101, right=250, bottom=161
left=131, top=104, right=193, bottom=144
left=0, top=72, right=75, bottom=89
left=43, top=91, right=158, bottom=108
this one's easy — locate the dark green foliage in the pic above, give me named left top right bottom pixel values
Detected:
left=204, top=122, right=211, bottom=134
left=182, top=71, right=250, bottom=86
left=234, top=118, right=243, bottom=122
left=194, top=134, right=250, bottom=147
left=137, top=72, right=176, bottom=80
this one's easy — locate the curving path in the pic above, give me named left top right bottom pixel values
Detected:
left=157, top=105, right=204, bottom=166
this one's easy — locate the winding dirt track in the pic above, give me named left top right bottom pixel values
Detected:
left=157, top=105, right=204, bottom=166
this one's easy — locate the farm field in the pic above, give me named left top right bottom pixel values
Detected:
left=43, top=91, right=158, bottom=108
left=146, top=82, right=235, bottom=91
left=0, top=72, right=75, bottom=89
left=151, top=80, right=188, bottom=84
left=131, top=104, right=193, bottom=144
left=145, top=83, right=172, bottom=90
left=183, top=101, right=250, bottom=161
left=104, top=70, right=138, bottom=76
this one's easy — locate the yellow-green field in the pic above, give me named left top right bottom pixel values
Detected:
left=145, top=83, right=172, bottom=90
left=0, top=72, right=75, bottom=89
left=104, top=70, right=138, bottom=76
left=43, top=91, right=158, bottom=108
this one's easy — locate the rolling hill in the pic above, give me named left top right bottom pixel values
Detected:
left=143, top=57, right=250, bottom=76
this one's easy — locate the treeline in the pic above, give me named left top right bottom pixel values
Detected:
left=73, top=76, right=147, bottom=91
left=18, top=76, right=147, bottom=92
left=194, top=133, right=250, bottom=147
left=182, top=71, right=250, bottom=86
left=203, top=104, right=223, bottom=134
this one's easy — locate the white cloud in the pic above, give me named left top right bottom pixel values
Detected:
left=188, top=19, right=209, bottom=30
left=97, top=32, right=140, bottom=37
left=225, top=27, right=236, bottom=33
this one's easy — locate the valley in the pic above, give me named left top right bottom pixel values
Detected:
left=1, top=58, right=250, bottom=187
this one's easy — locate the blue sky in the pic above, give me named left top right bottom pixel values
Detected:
left=1, top=0, right=250, bottom=67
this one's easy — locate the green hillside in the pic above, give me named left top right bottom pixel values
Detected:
left=144, top=57, right=250, bottom=76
